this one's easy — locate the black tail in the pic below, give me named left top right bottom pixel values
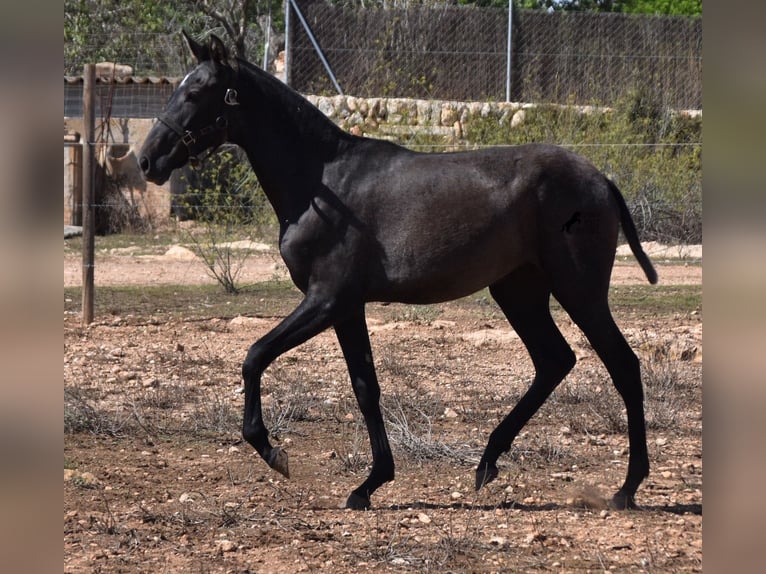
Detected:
left=607, top=179, right=658, bottom=285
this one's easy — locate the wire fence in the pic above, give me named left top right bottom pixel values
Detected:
left=289, top=3, right=701, bottom=108
left=63, top=4, right=701, bottom=109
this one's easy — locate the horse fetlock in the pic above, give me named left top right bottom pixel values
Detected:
left=609, top=490, right=639, bottom=511
left=242, top=419, right=267, bottom=449
left=371, top=461, right=395, bottom=485
left=345, top=491, right=371, bottom=510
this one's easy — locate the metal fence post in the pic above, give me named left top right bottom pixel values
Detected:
left=506, top=1, right=513, bottom=102
left=289, top=0, right=343, bottom=95
left=284, top=0, right=292, bottom=85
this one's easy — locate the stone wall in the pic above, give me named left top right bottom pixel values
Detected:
left=307, top=95, right=542, bottom=143
left=63, top=97, right=700, bottom=225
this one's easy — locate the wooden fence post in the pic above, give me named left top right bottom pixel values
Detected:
left=82, top=64, right=96, bottom=325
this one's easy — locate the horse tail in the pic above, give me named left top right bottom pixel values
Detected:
left=607, top=178, right=658, bottom=285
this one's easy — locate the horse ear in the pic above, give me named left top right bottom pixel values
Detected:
left=182, top=30, right=207, bottom=63
left=208, top=34, right=229, bottom=66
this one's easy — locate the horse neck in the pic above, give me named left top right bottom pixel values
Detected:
left=230, top=65, right=350, bottom=223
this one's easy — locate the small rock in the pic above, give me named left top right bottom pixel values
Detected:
left=450, top=491, right=463, bottom=500
left=489, top=535, right=506, bottom=546
left=64, top=469, right=100, bottom=488
left=444, top=407, right=459, bottom=419
left=417, top=513, right=432, bottom=524
left=216, top=539, right=237, bottom=553
left=163, top=245, right=198, bottom=260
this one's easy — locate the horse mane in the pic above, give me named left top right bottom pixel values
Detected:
left=234, top=57, right=349, bottom=146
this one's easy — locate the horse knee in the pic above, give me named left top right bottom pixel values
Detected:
left=538, top=344, right=576, bottom=383
left=242, top=344, right=266, bottom=381
left=558, top=347, right=577, bottom=379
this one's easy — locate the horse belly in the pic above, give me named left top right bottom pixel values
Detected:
left=374, top=232, right=531, bottom=304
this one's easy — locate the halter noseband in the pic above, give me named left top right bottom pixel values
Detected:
left=156, top=88, right=240, bottom=165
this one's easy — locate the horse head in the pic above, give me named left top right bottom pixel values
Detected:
left=139, top=31, right=238, bottom=184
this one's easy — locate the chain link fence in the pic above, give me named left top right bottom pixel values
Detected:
left=64, top=4, right=701, bottom=109
left=290, top=2, right=701, bottom=108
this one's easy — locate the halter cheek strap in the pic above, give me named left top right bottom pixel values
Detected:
left=156, top=87, right=239, bottom=162
left=157, top=113, right=229, bottom=149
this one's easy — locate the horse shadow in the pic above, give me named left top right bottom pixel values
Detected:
left=355, top=500, right=702, bottom=515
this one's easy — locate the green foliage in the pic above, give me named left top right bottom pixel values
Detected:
left=179, top=149, right=272, bottom=227
left=620, top=0, right=701, bottom=15
left=514, top=0, right=701, bottom=15
left=64, top=1, right=201, bottom=74
left=64, top=0, right=285, bottom=75
left=463, top=90, right=701, bottom=243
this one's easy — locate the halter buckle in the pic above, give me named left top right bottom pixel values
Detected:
left=224, top=89, right=240, bottom=106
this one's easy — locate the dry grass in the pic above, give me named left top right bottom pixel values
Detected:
left=65, top=275, right=701, bottom=572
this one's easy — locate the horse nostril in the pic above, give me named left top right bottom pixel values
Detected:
left=139, top=156, right=150, bottom=174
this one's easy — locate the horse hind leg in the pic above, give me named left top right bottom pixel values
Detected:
left=476, top=265, right=576, bottom=490
left=554, top=287, right=649, bottom=510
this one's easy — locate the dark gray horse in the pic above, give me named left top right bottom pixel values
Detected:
left=140, top=32, right=658, bottom=510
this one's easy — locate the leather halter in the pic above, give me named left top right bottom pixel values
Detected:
left=156, top=88, right=240, bottom=165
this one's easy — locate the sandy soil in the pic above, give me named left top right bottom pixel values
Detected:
left=64, top=243, right=702, bottom=573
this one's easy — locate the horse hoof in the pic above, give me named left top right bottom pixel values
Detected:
left=609, top=491, right=639, bottom=510
left=475, top=463, right=499, bottom=491
left=345, top=492, right=371, bottom=510
left=268, top=447, right=290, bottom=479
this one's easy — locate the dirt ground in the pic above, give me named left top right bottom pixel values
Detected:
left=64, top=245, right=702, bottom=573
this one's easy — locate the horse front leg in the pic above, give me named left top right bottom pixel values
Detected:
left=334, top=310, right=394, bottom=509
left=241, top=294, right=336, bottom=478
